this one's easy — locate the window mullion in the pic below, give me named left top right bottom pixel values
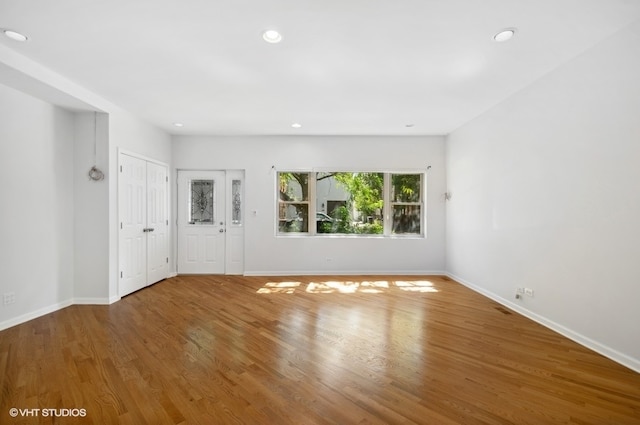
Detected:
left=421, top=173, right=425, bottom=237
left=383, top=173, right=391, bottom=236
left=309, top=172, right=316, bottom=235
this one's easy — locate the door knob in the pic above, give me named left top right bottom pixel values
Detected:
left=219, top=228, right=225, bottom=233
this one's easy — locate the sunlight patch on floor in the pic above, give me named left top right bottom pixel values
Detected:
left=394, top=280, right=439, bottom=293
left=359, top=280, right=390, bottom=294
left=256, top=281, right=302, bottom=294
left=256, top=279, right=438, bottom=294
left=307, top=281, right=361, bottom=293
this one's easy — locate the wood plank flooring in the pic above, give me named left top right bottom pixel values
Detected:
left=1, top=275, right=640, bottom=424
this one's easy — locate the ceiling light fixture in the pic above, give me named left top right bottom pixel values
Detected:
left=291, top=123, right=302, bottom=129
left=263, top=29, right=282, bottom=44
left=3, top=29, right=28, bottom=42
left=493, top=28, right=516, bottom=42
left=173, top=122, right=184, bottom=127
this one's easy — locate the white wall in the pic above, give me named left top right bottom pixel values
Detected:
left=446, top=22, right=640, bottom=371
left=74, top=112, right=109, bottom=302
left=0, top=83, right=75, bottom=328
left=172, top=136, right=446, bottom=275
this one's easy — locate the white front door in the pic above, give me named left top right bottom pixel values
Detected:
left=119, top=154, right=169, bottom=297
left=177, top=171, right=226, bottom=274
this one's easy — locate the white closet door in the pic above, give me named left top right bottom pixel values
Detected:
left=119, top=153, right=169, bottom=297
left=119, top=155, right=147, bottom=296
left=146, top=162, right=169, bottom=284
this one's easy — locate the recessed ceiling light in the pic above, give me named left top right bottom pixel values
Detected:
left=291, top=123, right=302, bottom=129
left=173, top=122, right=184, bottom=127
left=405, top=124, right=415, bottom=128
left=263, top=29, right=282, bottom=44
left=3, top=29, right=28, bottom=42
left=493, top=28, right=516, bottom=42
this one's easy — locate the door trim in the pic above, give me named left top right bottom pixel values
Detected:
left=118, top=148, right=168, bottom=167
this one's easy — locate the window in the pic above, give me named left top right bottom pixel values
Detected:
left=278, top=173, right=309, bottom=232
left=231, top=179, right=242, bottom=225
left=391, top=174, right=422, bottom=234
left=189, top=179, right=214, bottom=224
left=277, top=171, right=424, bottom=236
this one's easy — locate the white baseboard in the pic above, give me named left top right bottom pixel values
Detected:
left=167, top=272, right=178, bottom=278
left=447, top=272, right=640, bottom=374
left=244, top=270, right=447, bottom=277
left=73, top=297, right=113, bottom=305
left=0, top=299, right=74, bottom=332
left=0, top=295, right=121, bottom=331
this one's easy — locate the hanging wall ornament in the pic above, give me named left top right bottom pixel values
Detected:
left=88, top=165, right=104, bottom=181
left=88, top=111, right=105, bottom=181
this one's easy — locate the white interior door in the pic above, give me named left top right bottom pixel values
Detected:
left=177, top=171, right=226, bottom=274
left=119, top=153, right=169, bottom=297
left=120, top=155, right=146, bottom=296
left=146, top=162, right=169, bottom=284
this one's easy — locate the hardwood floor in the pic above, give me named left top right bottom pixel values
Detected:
left=1, top=275, right=639, bottom=424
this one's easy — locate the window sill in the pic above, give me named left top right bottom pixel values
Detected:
left=276, top=233, right=425, bottom=240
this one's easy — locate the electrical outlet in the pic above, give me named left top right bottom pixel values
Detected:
left=525, top=288, right=534, bottom=297
left=3, top=292, right=16, bottom=305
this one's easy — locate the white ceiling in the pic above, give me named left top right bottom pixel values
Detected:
left=1, top=0, right=639, bottom=136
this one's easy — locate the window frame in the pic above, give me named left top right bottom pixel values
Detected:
left=276, top=169, right=426, bottom=238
